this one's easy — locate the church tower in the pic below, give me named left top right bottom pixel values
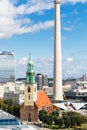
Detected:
left=24, top=53, right=37, bottom=106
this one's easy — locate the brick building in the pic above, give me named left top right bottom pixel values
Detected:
left=20, top=53, right=53, bottom=122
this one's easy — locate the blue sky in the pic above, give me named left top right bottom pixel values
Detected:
left=0, top=0, right=87, bottom=79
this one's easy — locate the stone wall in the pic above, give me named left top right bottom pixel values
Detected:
left=20, top=103, right=38, bottom=122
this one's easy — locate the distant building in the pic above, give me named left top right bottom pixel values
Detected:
left=4, top=91, right=24, bottom=104
left=35, top=73, right=42, bottom=90
left=82, top=74, right=87, bottom=81
left=0, top=51, right=15, bottom=83
left=20, top=53, right=53, bottom=122
left=35, top=73, right=48, bottom=90
left=0, top=82, right=25, bottom=98
left=42, top=74, right=48, bottom=86
left=64, top=88, right=87, bottom=100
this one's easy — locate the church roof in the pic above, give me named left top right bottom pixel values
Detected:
left=35, top=91, right=53, bottom=109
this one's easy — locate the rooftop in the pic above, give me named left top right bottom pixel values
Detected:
left=35, top=91, right=52, bottom=109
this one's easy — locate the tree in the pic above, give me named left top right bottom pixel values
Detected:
left=13, top=104, right=20, bottom=118
left=45, top=114, right=53, bottom=126
left=62, top=111, right=82, bottom=128
left=4, top=99, right=13, bottom=106
left=52, top=110, right=59, bottom=118
left=54, top=117, right=64, bottom=128
left=39, top=110, right=47, bottom=123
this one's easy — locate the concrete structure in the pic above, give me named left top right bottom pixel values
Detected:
left=53, top=0, right=63, bottom=101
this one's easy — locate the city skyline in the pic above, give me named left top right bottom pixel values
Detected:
left=0, top=0, right=87, bottom=78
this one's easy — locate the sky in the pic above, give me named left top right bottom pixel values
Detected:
left=0, top=0, right=87, bottom=79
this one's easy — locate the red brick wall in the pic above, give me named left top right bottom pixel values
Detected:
left=20, top=104, right=38, bottom=122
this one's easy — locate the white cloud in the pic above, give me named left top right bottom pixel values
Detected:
left=17, top=57, right=28, bottom=65
left=63, top=26, right=73, bottom=31
left=25, top=0, right=53, bottom=14
left=15, top=21, right=54, bottom=34
left=15, top=54, right=87, bottom=79
left=0, top=0, right=54, bottom=39
left=0, top=0, right=86, bottom=38
left=66, top=58, right=73, bottom=62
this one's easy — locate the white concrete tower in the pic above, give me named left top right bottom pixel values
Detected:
left=53, top=0, right=63, bottom=101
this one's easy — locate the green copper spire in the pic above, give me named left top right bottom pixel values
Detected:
left=26, top=53, right=35, bottom=84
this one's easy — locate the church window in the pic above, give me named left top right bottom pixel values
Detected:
left=35, top=87, right=36, bottom=92
left=27, top=86, right=31, bottom=92
left=29, top=95, right=30, bottom=100
left=28, top=113, right=31, bottom=122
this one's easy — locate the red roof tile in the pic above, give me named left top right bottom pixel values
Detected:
left=35, top=91, right=52, bottom=109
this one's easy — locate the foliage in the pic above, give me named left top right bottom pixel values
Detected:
left=39, top=109, right=86, bottom=129
left=62, top=111, right=82, bottom=128
left=0, top=99, right=20, bottom=118
left=51, top=110, right=59, bottom=121
left=81, top=116, right=87, bottom=124
left=54, top=117, right=64, bottom=127
left=39, top=110, right=47, bottom=123
left=45, top=113, right=53, bottom=126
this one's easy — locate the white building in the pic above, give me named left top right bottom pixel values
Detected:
left=4, top=91, right=24, bottom=105
left=0, top=82, right=25, bottom=99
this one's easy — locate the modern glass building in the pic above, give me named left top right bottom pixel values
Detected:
left=0, top=51, right=15, bottom=83
left=0, top=110, right=38, bottom=130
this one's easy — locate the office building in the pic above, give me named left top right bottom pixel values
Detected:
left=0, top=51, right=15, bottom=83
left=35, top=73, right=42, bottom=90
left=42, top=74, right=48, bottom=86
left=35, top=73, right=48, bottom=90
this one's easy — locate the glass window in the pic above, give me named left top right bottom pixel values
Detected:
left=0, top=118, right=22, bottom=126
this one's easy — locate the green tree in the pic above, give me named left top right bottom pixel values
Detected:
left=45, top=114, right=53, bottom=126
left=62, top=111, right=82, bottom=128
left=4, top=99, right=13, bottom=106
left=52, top=110, right=59, bottom=118
left=54, top=117, right=64, bottom=128
left=62, top=112, right=71, bottom=128
left=39, top=110, right=47, bottom=123
left=13, top=104, right=20, bottom=118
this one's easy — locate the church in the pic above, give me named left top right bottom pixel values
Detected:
left=20, top=53, right=53, bottom=122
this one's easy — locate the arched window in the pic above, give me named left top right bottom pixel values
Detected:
left=29, top=95, right=30, bottom=100
left=35, top=87, right=36, bottom=92
left=27, top=86, right=31, bottom=92
left=28, top=113, right=31, bottom=122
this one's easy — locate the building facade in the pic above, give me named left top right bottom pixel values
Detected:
left=35, top=73, right=48, bottom=90
left=42, top=74, right=48, bottom=86
left=0, top=51, right=15, bottom=83
left=35, top=73, right=42, bottom=90
left=20, top=53, right=53, bottom=122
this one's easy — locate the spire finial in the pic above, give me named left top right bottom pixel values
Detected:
left=29, top=51, right=32, bottom=61
left=26, top=52, right=35, bottom=84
